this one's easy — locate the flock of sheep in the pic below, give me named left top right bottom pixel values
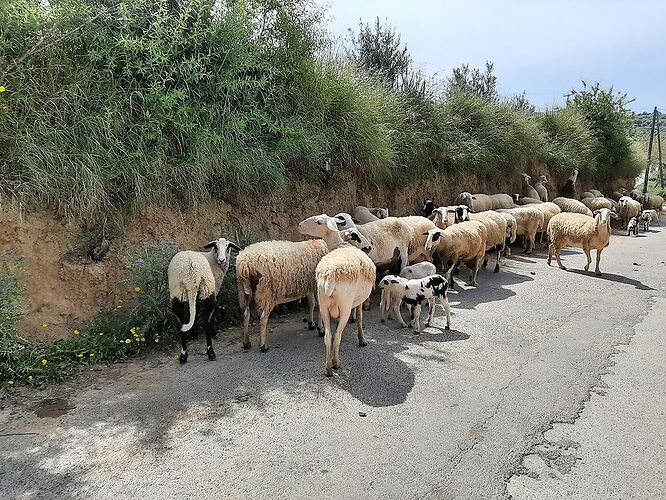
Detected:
left=167, top=169, right=664, bottom=376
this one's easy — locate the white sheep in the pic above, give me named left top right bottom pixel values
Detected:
left=400, top=261, right=437, bottom=279
left=520, top=173, right=540, bottom=200
left=511, top=194, right=542, bottom=205
left=316, top=245, right=376, bottom=376
left=534, top=175, right=549, bottom=202
left=399, top=215, right=437, bottom=264
left=454, top=192, right=493, bottom=212
left=640, top=209, right=659, bottom=229
left=453, top=207, right=509, bottom=272
left=498, top=212, right=518, bottom=256
left=589, top=189, right=605, bottom=198
left=627, top=217, right=639, bottom=236
left=547, top=208, right=617, bottom=276
left=490, top=194, right=517, bottom=209
left=168, top=238, right=240, bottom=363
left=424, top=222, right=487, bottom=286
left=635, top=193, right=665, bottom=212
left=532, top=201, right=561, bottom=244
left=236, top=238, right=329, bottom=352
left=618, top=196, right=642, bottom=228
left=351, top=205, right=389, bottom=224
left=496, top=206, right=544, bottom=254
left=552, top=197, right=593, bottom=217
left=581, top=197, right=612, bottom=211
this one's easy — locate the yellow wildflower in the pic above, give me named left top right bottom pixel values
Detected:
left=42, top=323, right=48, bottom=328
left=116, top=305, right=122, bottom=309
left=0, top=86, right=6, bottom=93
left=77, top=353, right=83, bottom=358
left=140, top=337, right=145, bottom=342
left=154, top=338, right=160, bottom=343
left=73, top=329, right=80, bottom=335
left=130, top=327, right=137, bottom=335
left=8, top=380, right=14, bottom=385
left=41, top=359, right=48, bottom=366
left=119, top=340, right=124, bottom=344
left=125, top=338, right=132, bottom=344
left=90, top=353, right=94, bottom=357
left=28, top=376, right=33, bottom=381
left=134, top=287, right=141, bottom=293
left=4, top=314, right=10, bottom=320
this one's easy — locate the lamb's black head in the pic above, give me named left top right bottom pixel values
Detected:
left=428, top=274, right=448, bottom=293
left=455, top=205, right=470, bottom=223
left=422, top=199, right=438, bottom=217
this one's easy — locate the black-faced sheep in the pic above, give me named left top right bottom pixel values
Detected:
left=168, top=238, right=241, bottom=363
left=547, top=208, right=616, bottom=276
left=422, top=199, right=438, bottom=217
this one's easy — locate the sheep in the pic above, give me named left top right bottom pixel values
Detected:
left=431, top=206, right=457, bottom=230
left=378, top=262, right=437, bottom=324
left=641, top=209, right=660, bottom=229
left=422, top=199, right=438, bottom=217
left=512, top=194, right=542, bottom=205
left=627, top=217, right=639, bottom=236
left=605, top=197, right=619, bottom=212
left=560, top=168, right=579, bottom=199
left=351, top=205, right=389, bottom=224
left=399, top=215, right=437, bottom=264
left=635, top=194, right=665, bottom=212
left=316, top=245, right=376, bottom=376
left=498, top=212, right=518, bottom=256
left=532, top=201, right=561, bottom=244
left=454, top=192, right=493, bottom=212
left=580, top=191, right=596, bottom=200
left=332, top=213, right=413, bottom=272
left=454, top=207, right=508, bottom=272
left=534, top=175, right=549, bottom=202
left=424, top=222, right=487, bottom=286
left=378, top=275, right=412, bottom=325
left=610, top=189, right=627, bottom=202
left=581, top=197, right=613, bottom=211
left=617, top=196, right=642, bottom=228
left=552, top=197, right=593, bottom=217
left=496, top=206, right=544, bottom=254
left=400, top=275, right=452, bottom=333
left=589, top=189, right=604, bottom=198
left=547, top=208, right=617, bottom=276
left=236, top=239, right=328, bottom=352
left=630, top=189, right=642, bottom=200
left=490, top=193, right=516, bottom=209
left=168, top=238, right=241, bottom=363
left=520, top=173, right=540, bottom=200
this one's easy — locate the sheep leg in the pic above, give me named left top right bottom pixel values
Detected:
left=468, top=257, right=481, bottom=286
left=242, top=303, right=252, bottom=349
left=547, top=243, right=554, bottom=266
left=179, top=332, right=188, bottom=364
left=379, top=290, right=388, bottom=322
left=322, top=311, right=334, bottom=377
left=412, top=304, right=422, bottom=333
left=307, top=293, right=316, bottom=330
left=583, top=245, right=592, bottom=272
left=555, top=247, right=566, bottom=270
left=394, top=301, right=407, bottom=327
left=258, top=310, right=271, bottom=352
left=332, top=308, right=352, bottom=369
left=494, top=244, right=502, bottom=272
left=201, top=296, right=217, bottom=361
left=362, top=297, right=371, bottom=311
left=356, top=305, right=367, bottom=347
left=439, top=296, right=451, bottom=330
left=350, top=307, right=356, bottom=323
left=595, top=248, right=604, bottom=276
left=425, top=298, right=436, bottom=328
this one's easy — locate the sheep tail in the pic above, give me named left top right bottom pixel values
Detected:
left=181, top=290, right=197, bottom=332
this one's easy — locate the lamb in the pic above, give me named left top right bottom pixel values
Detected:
left=399, top=216, right=437, bottom=264
left=378, top=275, right=412, bottom=325
left=490, top=193, right=517, bottom=209
left=236, top=239, right=328, bottom=352
left=640, top=209, right=660, bottom=229
left=617, top=196, right=642, bottom=228
left=454, top=192, right=493, bottom=212
left=560, top=168, right=579, bottom=199
left=552, top=197, right=593, bottom=217
left=168, top=238, right=241, bottom=363
left=400, top=275, right=452, bottom=333
left=400, top=261, right=437, bottom=279
left=351, top=205, right=389, bottom=224
left=332, top=213, right=413, bottom=272
left=454, top=207, right=509, bottom=272
left=496, top=206, right=544, bottom=254
left=534, top=175, right=549, bottom=202
left=424, top=222, right=487, bottom=286
left=520, top=173, right=540, bottom=200
left=378, top=262, right=437, bottom=324
left=547, top=208, right=617, bottom=276
left=627, top=217, right=639, bottom=236
left=316, top=245, right=376, bottom=376
left=581, top=197, right=612, bottom=211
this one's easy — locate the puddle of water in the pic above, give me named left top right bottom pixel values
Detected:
left=34, top=398, right=73, bottom=418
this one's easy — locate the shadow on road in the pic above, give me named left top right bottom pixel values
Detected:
left=449, top=270, right=534, bottom=310
left=566, top=269, right=656, bottom=291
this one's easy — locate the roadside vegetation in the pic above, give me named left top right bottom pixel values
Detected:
left=0, top=0, right=645, bottom=385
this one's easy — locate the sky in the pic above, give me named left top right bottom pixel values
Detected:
left=318, top=0, right=665, bottom=112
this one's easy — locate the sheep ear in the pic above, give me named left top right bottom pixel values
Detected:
left=326, top=218, right=339, bottom=231
left=432, top=231, right=441, bottom=242
left=350, top=231, right=361, bottom=243
left=610, top=212, right=618, bottom=219
left=203, top=241, right=216, bottom=250
left=228, top=242, right=241, bottom=251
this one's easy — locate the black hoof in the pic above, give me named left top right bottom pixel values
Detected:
left=445, top=325, right=450, bottom=330
left=318, top=330, right=325, bottom=337
left=260, top=345, right=269, bottom=353
left=207, top=349, right=216, bottom=361
left=349, top=317, right=356, bottom=323
left=242, top=341, right=251, bottom=350
left=308, top=323, right=316, bottom=331
left=493, top=264, right=500, bottom=273
left=358, top=340, right=367, bottom=347
left=380, top=319, right=385, bottom=323
left=179, top=352, right=188, bottom=364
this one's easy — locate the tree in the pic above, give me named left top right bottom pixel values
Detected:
left=446, top=61, right=497, bottom=100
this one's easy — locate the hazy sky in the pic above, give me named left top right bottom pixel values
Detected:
left=320, top=0, right=664, bottom=112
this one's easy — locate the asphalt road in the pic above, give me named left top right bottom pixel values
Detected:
left=1, top=224, right=665, bottom=500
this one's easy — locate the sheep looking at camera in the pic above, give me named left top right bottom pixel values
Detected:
left=617, top=196, right=642, bottom=228
left=547, top=208, right=616, bottom=276
left=627, top=217, right=639, bottom=236
left=168, top=238, right=240, bottom=363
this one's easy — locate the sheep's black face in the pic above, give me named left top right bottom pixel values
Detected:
left=422, top=200, right=437, bottom=216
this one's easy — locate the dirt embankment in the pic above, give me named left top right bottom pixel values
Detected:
left=0, top=169, right=626, bottom=342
